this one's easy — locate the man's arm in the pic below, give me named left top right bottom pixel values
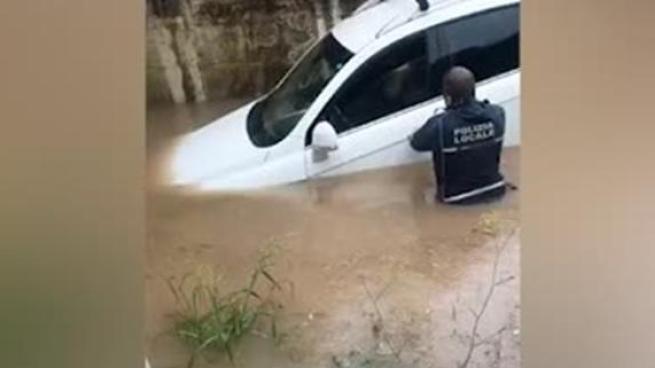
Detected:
left=410, top=115, right=442, bottom=152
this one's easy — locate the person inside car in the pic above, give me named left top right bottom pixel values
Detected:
left=410, top=66, right=507, bottom=204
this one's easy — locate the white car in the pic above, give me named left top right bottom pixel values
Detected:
left=171, top=0, right=520, bottom=191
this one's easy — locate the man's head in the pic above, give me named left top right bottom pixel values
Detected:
left=442, top=66, right=476, bottom=107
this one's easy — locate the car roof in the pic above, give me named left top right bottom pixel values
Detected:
left=331, top=0, right=519, bottom=53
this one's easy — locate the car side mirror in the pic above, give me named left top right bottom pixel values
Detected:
left=311, top=121, right=338, bottom=162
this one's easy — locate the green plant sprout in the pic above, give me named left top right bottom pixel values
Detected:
left=167, top=247, right=283, bottom=367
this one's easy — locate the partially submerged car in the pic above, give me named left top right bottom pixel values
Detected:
left=171, top=0, right=520, bottom=191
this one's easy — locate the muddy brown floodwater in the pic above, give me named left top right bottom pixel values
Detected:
left=146, top=100, right=521, bottom=368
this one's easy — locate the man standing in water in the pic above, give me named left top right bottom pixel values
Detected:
left=410, top=66, right=507, bottom=204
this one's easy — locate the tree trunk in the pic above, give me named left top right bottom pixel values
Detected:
left=329, top=0, right=342, bottom=26
left=314, top=1, right=328, bottom=37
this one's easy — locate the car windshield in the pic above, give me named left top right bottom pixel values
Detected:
left=247, top=34, right=354, bottom=147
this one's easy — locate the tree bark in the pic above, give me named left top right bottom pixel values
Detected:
left=330, top=0, right=342, bottom=26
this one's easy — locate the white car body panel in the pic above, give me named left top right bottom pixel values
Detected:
left=331, top=0, right=416, bottom=53
left=170, top=102, right=267, bottom=185
left=169, top=0, right=520, bottom=191
left=306, top=71, right=519, bottom=179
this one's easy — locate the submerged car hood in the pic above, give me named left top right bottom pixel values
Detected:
left=169, top=101, right=268, bottom=186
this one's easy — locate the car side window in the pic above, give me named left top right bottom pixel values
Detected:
left=439, top=4, right=520, bottom=82
left=320, top=32, right=431, bottom=135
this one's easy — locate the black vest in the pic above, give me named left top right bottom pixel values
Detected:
left=410, top=100, right=506, bottom=204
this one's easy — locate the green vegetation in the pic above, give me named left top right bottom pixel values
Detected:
left=167, top=248, right=283, bottom=366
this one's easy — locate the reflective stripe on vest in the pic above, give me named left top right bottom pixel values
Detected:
left=443, top=180, right=506, bottom=203
left=442, top=137, right=503, bottom=153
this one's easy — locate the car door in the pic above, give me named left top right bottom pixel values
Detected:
left=305, top=3, right=521, bottom=180
left=439, top=3, right=521, bottom=146
left=304, top=31, right=446, bottom=179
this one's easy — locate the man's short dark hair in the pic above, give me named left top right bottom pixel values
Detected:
left=443, top=66, right=476, bottom=105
